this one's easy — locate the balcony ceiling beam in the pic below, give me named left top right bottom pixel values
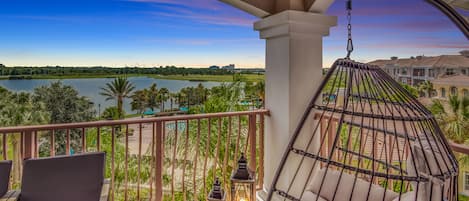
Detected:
left=275, top=0, right=305, bottom=13
left=219, top=0, right=274, bottom=18
left=306, top=0, right=335, bottom=13
left=219, top=0, right=335, bottom=18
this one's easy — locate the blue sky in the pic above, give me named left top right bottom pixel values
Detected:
left=0, top=0, right=467, bottom=68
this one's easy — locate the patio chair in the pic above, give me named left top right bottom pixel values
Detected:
left=0, top=161, right=12, bottom=198
left=2, top=152, right=109, bottom=201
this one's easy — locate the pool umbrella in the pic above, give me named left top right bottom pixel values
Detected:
left=143, top=109, right=155, bottom=115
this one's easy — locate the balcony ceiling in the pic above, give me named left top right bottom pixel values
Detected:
left=219, top=0, right=334, bottom=17
left=221, top=0, right=468, bottom=38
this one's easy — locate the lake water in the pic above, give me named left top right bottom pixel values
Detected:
left=0, top=77, right=221, bottom=114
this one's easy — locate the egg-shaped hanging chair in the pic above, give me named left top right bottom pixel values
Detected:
left=266, top=59, right=459, bottom=201
left=264, top=0, right=461, bottom=200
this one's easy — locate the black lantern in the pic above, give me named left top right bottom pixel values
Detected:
left=208, top=178, right=225, bottom=201
left=231, top=153, right=255, bottom=201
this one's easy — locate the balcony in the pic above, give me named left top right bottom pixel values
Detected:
left=0, top=109, right=269, bottom=201
left=1, top=107, right=469, bottom=201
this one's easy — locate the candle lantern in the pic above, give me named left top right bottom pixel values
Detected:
left=208, top=178, right=226, bottom=201
left=231, top=153, right=255, bottom=201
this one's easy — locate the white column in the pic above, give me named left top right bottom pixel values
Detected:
left=254, top=10, right=336, bottom=199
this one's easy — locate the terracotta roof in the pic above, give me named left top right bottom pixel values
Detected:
left=431, top=74, right=469, bottom=86
left=369, top=55, right=469, bottom=68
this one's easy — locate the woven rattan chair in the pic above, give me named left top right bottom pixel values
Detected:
left=267, top=59, right=458, bottom=201
left=0, top=161, right=12, bottom=199
left=1, top=152, right=109, bottom=201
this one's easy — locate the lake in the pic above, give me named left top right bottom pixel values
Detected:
left=0, top=77, right=221, bottom=114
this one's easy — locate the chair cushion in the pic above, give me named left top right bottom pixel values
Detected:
left=307, top=169, right=398, bottom=201
left=0, top=161, right=12, bottom=197
left=302, top=191, right=328, bottom=201
left=20, top=152, right=105, bottom=201
left=407, top=136, right=451, bottom=201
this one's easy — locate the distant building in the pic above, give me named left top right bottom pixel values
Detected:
left=222, top=64, right=235, bottom=70
left=208, top=65, right=220, bottom=70
left=432, top=74, right=469, bottom=99
left=234, top=68, right=265, bottom=74
left=369, top=51, right=469, bottom=86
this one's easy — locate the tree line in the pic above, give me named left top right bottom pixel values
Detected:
left=0, top=64, right=241, bottom=77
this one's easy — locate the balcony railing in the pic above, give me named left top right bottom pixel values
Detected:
left=0, top=109, right=269, bottom=201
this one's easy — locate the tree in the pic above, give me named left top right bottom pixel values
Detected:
left=34, top=82, right=95, bottom=124
left=205, top=82, right=246, bottom=113
left=0, top=89, right=49, bottom=185
left=100, top=77, right=135, bottom=119
left=158, top=88, right=169, bottom=112
left=429, top=95, right=469, bottom=144
left=418, top=81, right=433, bottom=98
left=131, top=89, right=148, bottom=115
left=34, top=81, right=96, bottom=155
left=253, top=80, right=265, bottom=108
left=169, top=93, right=178, bottom=111
left=195, top=84, right=209, bottom=104
left=0, top=91, right=49, bottom=126
left=146, top=83, right=159, bottom=112
left=101, top=107, right=122, bottom=120
left=0, top=64, right=4, bottom=76
left=400, top=83, right=419, bottom=98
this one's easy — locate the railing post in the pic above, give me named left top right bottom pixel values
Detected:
left=248, top=114, right=257, bottom=173
left=23, top=131, right=34, bottom=160
left=258, top=114, right=265, bottom=190
left=155, top=121, right=163, bottom=201
left=248, top=114, right=257, bottom=201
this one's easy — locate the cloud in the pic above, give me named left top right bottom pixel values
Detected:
left=143, top=4, right=255, bottom=27
left=142, top=38, right=257, bottom=46
left=350, top=19, right=459, bottom=32
left=327, top=0, right=443, bottom=17
left=149, top=11, right=253, bottom=26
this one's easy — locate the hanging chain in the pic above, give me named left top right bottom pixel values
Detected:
left=345, top=0, right=354, bottom=59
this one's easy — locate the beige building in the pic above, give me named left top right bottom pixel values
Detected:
left=370, top=51, right=469, bottom=86
left=432, top=74, right=469, bottom=98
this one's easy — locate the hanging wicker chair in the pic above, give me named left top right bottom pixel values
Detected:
left=267, top=59, right=459, bottom=201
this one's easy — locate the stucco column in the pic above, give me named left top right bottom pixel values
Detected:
left=254, top=10, right=336, bottom=199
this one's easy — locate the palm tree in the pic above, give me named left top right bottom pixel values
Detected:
left=101, top=106, right=121, bottom=120
left=131, top=89, right=149, bottom=115
left=430, top=95, right=469, bottom=144
left=146, top=83, right=159, bottom=112
left=0, top=91, right=49, bottom=185
left=100, top=77, right=135, bottom=119
left=158, top=88, right=169, bottom=112
left=195, top=84, right=207, bottom=105
left=169, top=93, right=177, bottom=111
left=254, top=80, right=265, bottom=108
left=418, top=81, right=434, bottom=98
